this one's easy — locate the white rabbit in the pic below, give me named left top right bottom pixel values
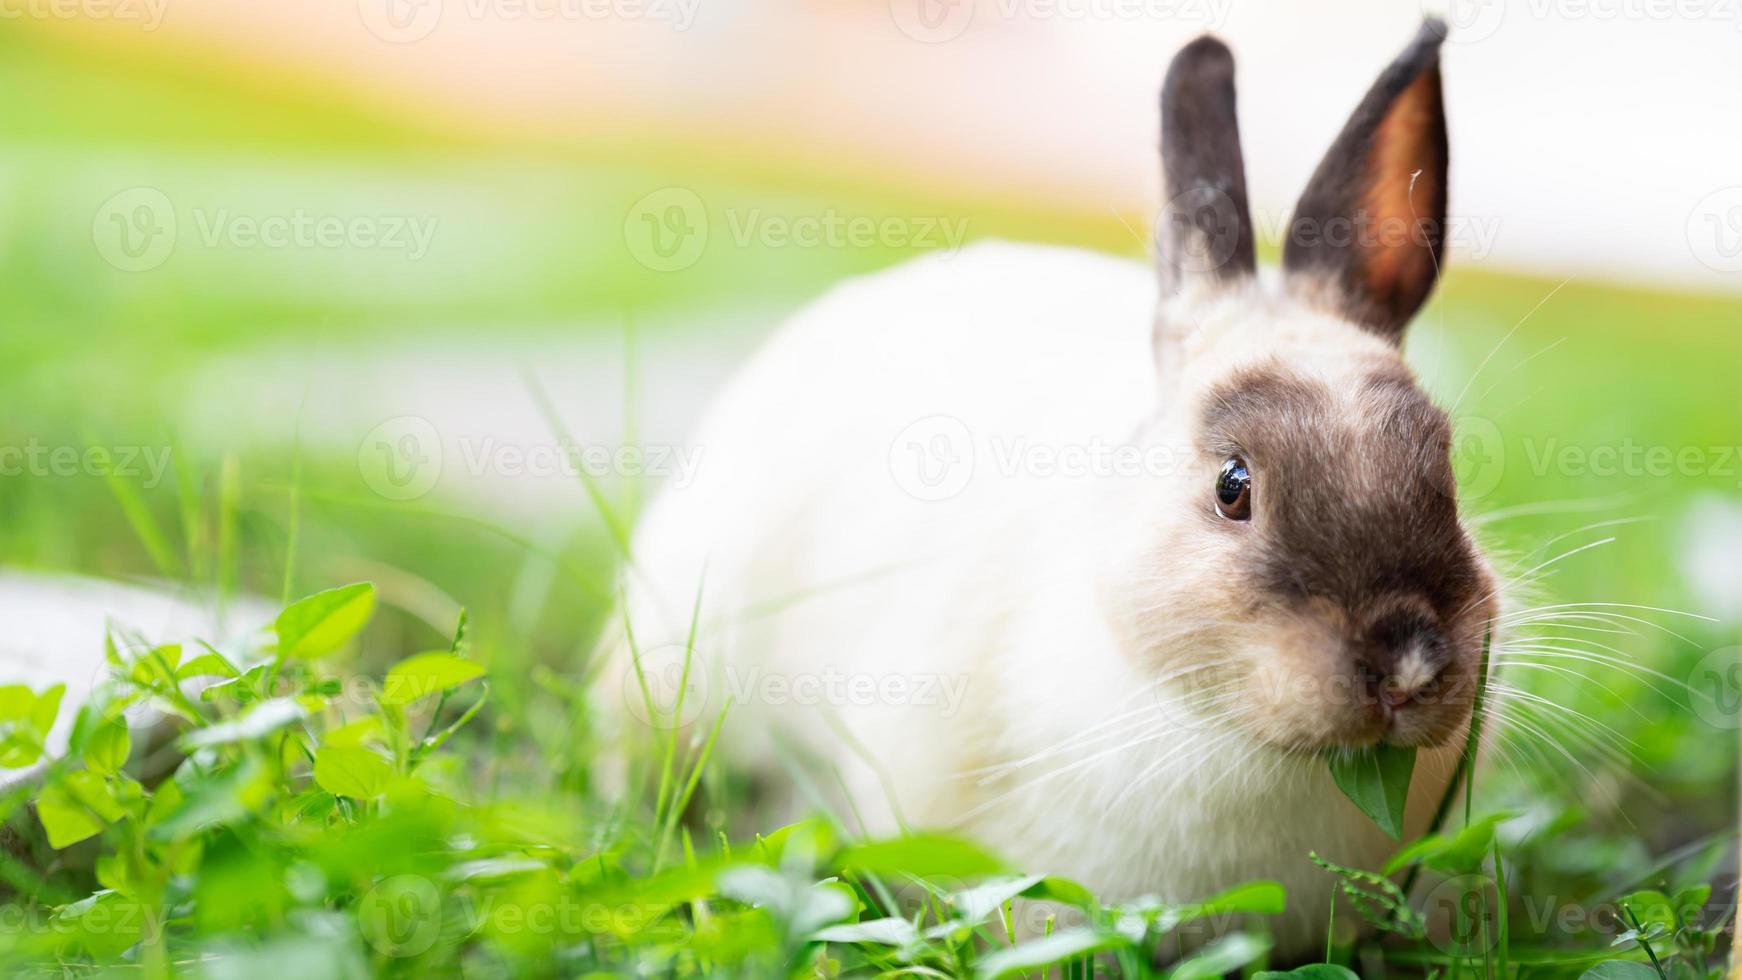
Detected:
left=610, top=19, right=1498, bottom=957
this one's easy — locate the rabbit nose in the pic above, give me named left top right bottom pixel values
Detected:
left=1359, top=642, right=1445, bottom=711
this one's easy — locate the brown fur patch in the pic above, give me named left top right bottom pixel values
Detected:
left=1198, top=363, right=1488, bottom=747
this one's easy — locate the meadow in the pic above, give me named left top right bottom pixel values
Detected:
left=0, top=24, right=1737, bottom=978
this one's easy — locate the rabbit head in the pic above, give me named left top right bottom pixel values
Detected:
left=1117, top=19, right=1498, bottom=754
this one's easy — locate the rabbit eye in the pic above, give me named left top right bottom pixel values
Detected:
left=1215, top=457, right=1252, bottom=521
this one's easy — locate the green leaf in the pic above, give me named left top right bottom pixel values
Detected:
left=54, top=890, right=148, bottom=958
left=0, top=685, right=35, bottom=721
left=1168, top=933, right=1271, bottom=980
left=35, top=772, right=125, bottom=848
left=200, top=664, right=270, bottom=704
left=974, top=927, right=1122, bottom=980
left=381, top=651, right=485, bottom=706
left=130, top=645, right=182, bottom=687
left=1619, top=890, right=1677, bottom=933
left=179, top=698, right=306, bottom=750
left=836, top=832, right=1007, bottom=879
left=812, top=917, right=920, bottom=947
left=30, top=684, right=64, bottom=734
left=950, top=874, right=1045, bottom=926
left=0, top=683, right=67, bottom=768
left=1328, top=743, right=1416, bottom=840
left=1579, top=962, right=1659, bottom=980
left=36, top=788, right=106, bottom=849
left=716, top=867, right=854, bottom=935
left=1384, top=812, right=1512, bottom=875
left=313, top=745, right=393, bottom=799
left=275, top=582, right=376, bottom=659
left=323, top=715, right=385, bottom=749
left=1021, top=875, right=1097, bottom=909
left=1672, top=884, right=1711, bottom=921
left=148, top=757, right=274, bottom=838
left=177, top=651, right=242, bottom=679
left=82, top=718, right=132, bottom=776
left=1255, top=966, right=1361, bottom=979
left=0, top=684, right=57, bottom=768
left=1188, top=879, right=1287, bottom=917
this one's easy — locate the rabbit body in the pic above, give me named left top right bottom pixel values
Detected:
left=611, top=21, right=1490, bottom=958
left=617, top=241, right=1459, bottom=953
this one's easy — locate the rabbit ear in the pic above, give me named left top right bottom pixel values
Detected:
left=1156, top=36, right=1257, bottom=297
left=1284, top=18, right=1449, bottom=341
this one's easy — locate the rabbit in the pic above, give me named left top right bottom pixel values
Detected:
left=608, top=18, right=1500, bottom=959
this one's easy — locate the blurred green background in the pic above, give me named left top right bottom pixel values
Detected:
left=1, top=12, right=1737, bottom=930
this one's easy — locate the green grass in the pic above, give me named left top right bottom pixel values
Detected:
left=0, top=21, right=1737, bottom=979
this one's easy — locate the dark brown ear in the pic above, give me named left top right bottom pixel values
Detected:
left=1283, top=18, right=1449, bottom=341
left=1156, top=35, right=1256, bottom=297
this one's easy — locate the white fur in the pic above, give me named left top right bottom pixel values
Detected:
left=611, top=241, right=1458, bottom=956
